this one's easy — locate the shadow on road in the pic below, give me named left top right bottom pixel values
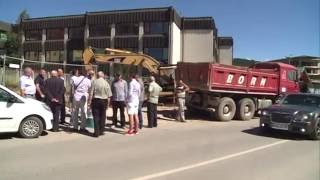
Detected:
left=105, top=128, right=126, bottom=135
left=0, top=133, right=15, bottom=140
left=242, top=127, right=310, bottom=141
left=157, top=109, right=212, bottom=122
left=0, top=130, right=49, bottom=140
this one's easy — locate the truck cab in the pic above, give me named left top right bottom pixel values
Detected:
left=250, top=62, right=300, bottom=94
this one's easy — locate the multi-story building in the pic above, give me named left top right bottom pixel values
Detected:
left=269, top=56, right=320, bottom=93
left=20, top=7, right=233, bottom=65
left=269, top=56, right=320, bottom=80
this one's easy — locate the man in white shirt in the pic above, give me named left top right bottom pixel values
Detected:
left=20, top=67, right=36, bottom=99
left=126, top=75, right=141, bottom=135
left=176, top=80, right=189, bottom=122
left=71, top=69, right=92, bottom=133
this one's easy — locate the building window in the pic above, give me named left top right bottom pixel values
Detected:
left=45, top=50, right=64, bottom=62
left=69, top=27, right=84, bottom=39
left=89, top=25, right=110, bottom=37
left=68, top=50, right=83, bottom=62
left=144, top=48, right=168, bottom=64
left=25, top=30, right=42, bottom=41
left=116, top=23, right=139, bottom=36
left=144, top=22, right=169, bottom=34
left=25, top=51, right=41, bottom=61
left=46, top=28, right=64, bottom=40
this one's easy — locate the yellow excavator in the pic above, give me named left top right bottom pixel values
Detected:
left=83, top=46, right=161, bottom=74
left=82, top=46, right=176, bottom=99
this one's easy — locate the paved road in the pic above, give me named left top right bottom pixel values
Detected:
left=0, top=111, right=319, bottom=180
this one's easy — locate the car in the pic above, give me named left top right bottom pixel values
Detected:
left=260, top=93, right=320, bottom=140
left=0, top=84, right=53, bottom=138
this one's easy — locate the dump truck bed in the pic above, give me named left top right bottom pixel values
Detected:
left=176, top=62, right=280, bottom=95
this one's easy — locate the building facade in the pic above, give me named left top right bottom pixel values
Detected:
left=269, top=56, right=320, bottom=93
left=20, top=7, right=233, bottom=65
left=269, top=56, right=320, bottom=81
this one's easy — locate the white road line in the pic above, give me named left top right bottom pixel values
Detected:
left=131, top=140, right=289, bottom=180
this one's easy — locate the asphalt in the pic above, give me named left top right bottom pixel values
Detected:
left=0, top=108, right=319, bottom=180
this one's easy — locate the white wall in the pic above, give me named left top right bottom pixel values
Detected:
left=169, top=22, right=181, bottom=64
left=218, top=45, right=233, bottom=65
left=182, top=29, right=214, bottom=63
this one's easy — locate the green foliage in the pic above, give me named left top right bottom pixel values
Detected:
left=4, top=9, right=31, bottom=57
left=4, top=32, right=18, bottom=56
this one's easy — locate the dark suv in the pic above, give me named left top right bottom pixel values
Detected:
left=260, top=93, right=320, bottom=140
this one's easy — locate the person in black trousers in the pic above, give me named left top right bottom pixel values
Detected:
left=58, top=68, right=66, bottom=124
left=45, top=70, right=65, bottom=132
left=147, top=76, right=162, bottom=128
left=34, top=69, right=46, bottom=102
left=111, top=74, right=127, bottom=128
left=88, top=71, right=112, bottom=137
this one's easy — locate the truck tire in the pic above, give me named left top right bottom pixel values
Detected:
left=215, top=97, right=236, bottom=121
left=236, top=98, right=255, bottom=121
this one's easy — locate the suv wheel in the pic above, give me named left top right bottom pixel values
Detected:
left=310, top=118, right=320, bottom=140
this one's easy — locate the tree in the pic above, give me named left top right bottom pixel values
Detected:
left=16, top=9, right=30, bottom=25
left=4, top=32, right=19, bottom=56
left=12, top=9, right=30, bottom=56
left=5, top=9, right=31, bottom=57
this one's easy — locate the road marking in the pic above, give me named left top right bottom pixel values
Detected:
left=132, top=140, right=289, bottom=180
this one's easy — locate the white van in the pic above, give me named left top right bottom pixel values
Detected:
left=0, top=84, right=53, bottom=138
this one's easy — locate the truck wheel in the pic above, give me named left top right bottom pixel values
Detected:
left=309, top=118, right=320, bottom=140
left=215, top=97, right=236, bottom=121
left=236, top=98, right=255, bottom=121
left=19, top=116, right=43, bottom=138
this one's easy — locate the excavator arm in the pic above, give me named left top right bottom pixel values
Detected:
left=83, top=47, right=160, bottom=74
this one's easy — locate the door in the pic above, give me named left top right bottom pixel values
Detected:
left=0, top=88, right=21, bottom=131
left=286, top=70, right=299, bottom=92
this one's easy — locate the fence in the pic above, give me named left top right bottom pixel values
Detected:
left=0, top=55, right=177, bottom=104
left=0, top=55, right=98, bottom=104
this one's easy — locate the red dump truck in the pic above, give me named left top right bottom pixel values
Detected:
left=176, top=62, right=300, bottom=121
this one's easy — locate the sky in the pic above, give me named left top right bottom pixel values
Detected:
left=0, top=0, right=319, bottom=60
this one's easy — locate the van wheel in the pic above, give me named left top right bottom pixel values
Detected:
left=19, top=117, right=43, bottom=138
left=236, top=98, right=255, bottom=121
left=215, top=97, right=236, bottom=121
left=310, top=118, right=320, bottom=140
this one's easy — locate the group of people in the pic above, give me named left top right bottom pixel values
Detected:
left=19, top=67, right=191, bottom=138
left=20, top=67, right=67, bottom=131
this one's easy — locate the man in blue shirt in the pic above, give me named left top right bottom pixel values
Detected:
left=111, top=73, right=128, bottom=128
